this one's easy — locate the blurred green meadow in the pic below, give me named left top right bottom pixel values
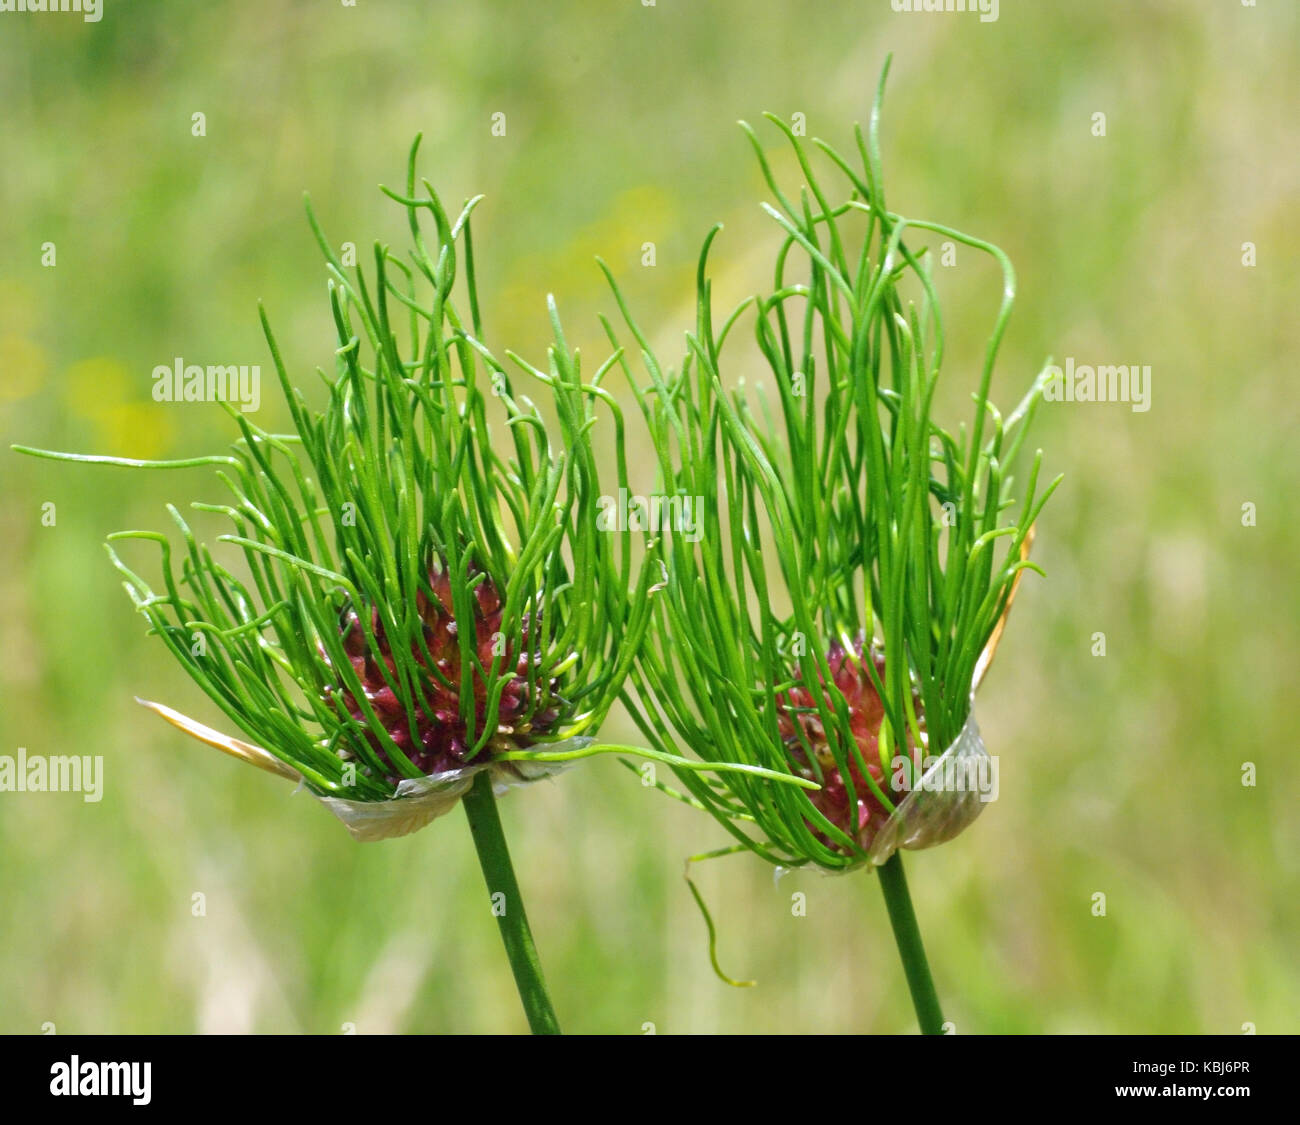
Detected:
left=1, top=1, right=1297, bottom=1034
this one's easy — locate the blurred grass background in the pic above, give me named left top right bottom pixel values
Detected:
left=1, top=0, right=1297, bottom=1034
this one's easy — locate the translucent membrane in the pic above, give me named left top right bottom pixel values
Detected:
left=318, top=753, right=579, bottom=842
left=861, top=531, right=1034, bottom=866
left=139, top=697, right=579, bottom=842
left=868, top=702, right=993, bottom=865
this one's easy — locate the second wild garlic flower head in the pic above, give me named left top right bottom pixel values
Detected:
left=775, top=635, right=895, bottom=853
left=607, top=62, right=1061, bottom=873
left=21, top=137, right=658, bottom=840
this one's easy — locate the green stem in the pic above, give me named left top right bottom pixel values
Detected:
left=876, top=852, right=944, bottom=1034
left=461, top=771, right=561, bottom=1034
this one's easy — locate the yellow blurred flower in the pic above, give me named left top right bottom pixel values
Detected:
left=62, top=357, right=174, bottom=459
left=0, top=333, right=50, bottom=403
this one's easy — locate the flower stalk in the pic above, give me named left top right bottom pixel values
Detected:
left=877, top=853, right=943, bottom=1035
left=462, top=772, right=560, bottom=1034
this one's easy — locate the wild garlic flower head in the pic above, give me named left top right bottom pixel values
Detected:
left=610, top=63, right=1060, bottom=872
left=22, top=137, right=655, bottom=839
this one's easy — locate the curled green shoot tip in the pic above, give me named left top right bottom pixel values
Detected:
left=686, top=849, right=758, bottom=989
